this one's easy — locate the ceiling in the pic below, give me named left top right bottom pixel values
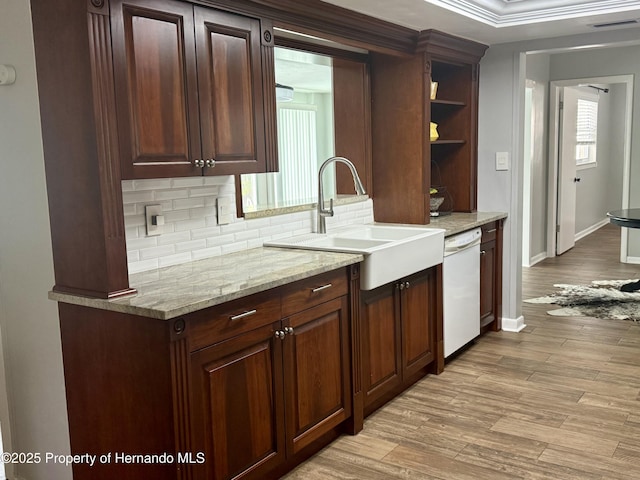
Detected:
left=321, top=0, right=640, bottom=44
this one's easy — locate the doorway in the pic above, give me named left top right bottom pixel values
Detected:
left=547, top=75, right=633, bottom=260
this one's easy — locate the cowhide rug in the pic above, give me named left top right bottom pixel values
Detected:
left=524, top=279, right=640, bottom=321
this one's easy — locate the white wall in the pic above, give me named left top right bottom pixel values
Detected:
left=524, top=53, right=550, bottom=263
left=0, top=1, right=72, bottom=479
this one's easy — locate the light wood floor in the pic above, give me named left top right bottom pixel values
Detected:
left=284, top=224, right=640, bottom=479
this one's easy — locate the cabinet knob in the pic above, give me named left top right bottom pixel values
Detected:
left=398, top=282, right=404, bottom=290
left=193, top=159, right=205, bottom=168
left=274, top=330, right=285, bottom=340
left=404, top=281, right=410, bottom=289
left=283, top=326, right=294, bottom=335
left=205, top=158, right=216, bottom=168
left=481, top=250, right=486, bottom=255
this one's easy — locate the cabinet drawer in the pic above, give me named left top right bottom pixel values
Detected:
left=481, top=222, right=498, bottom=243
left=188, top=291, right=281, bottom=351
left=281, top=269, right=349, bottom=317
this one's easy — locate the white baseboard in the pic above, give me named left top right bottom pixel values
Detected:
left=501, top=315, right=526, bottom=332
left=524, top=252, right=547, bottom=267
left=626, top=256, right=640, bottom=265
left=575, top=218, right=609, bottom=242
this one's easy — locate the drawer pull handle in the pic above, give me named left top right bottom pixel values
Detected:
left=484, top=228, right=497, bottom=233
left=284, top=326, right=294, bottom=335
left=229, top=309, right=257, bottom=321
left=311, top=283, right=332, bottom=293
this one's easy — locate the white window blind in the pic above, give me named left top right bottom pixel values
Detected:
left=276, top=106, right=317, bottom=205
left=575, top=98, right=598, bottom=166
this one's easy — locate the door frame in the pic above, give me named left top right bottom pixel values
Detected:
left=547, top=75, right=633, bottom=261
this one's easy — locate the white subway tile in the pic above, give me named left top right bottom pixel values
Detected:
left=122, top=204, right=137, bottom=216
left=156, top=231, right=191, bottom=246
left=175, top=239, right=207, bottom=253
left=220, top=221, right=247, bottom=234
left=172, top=177, right=205, bottom=188
left=191, top=226, right=222, bottom=240
left=189, top=207, right=216, bottom=220
left=174, top=218, right=207, bottom=232
left=173, top=197, right=206, bottom=210
left=122, top=190, right=154, bottom=204
left=127, top=235, right=157, bottom=251
left=158, top=252, right=193, bottom=268
left=139, top=244, right=176, bottom=260
left=206, top=233, right=235, bottom=247
left=234, top=229, right=259, bottom=242
left=133, top=178, right=173, bottom=191
left=128, top=258, right=159, bottom=274
left=124, top=215, right=146, bottom=228
left=126, top=250, right=140, bottom=262
left=203, top=175, right=234, bottom=186
left=192, top=246, right=222, bottom=260
left=188, top=186, right=219, bottom=197
left=121, top=180, right=135, bottom=192
left=155, top=189, right=189, bottom=201
left=247, top=238, right=264, bottom=249
left=221, top=241, right=248, bottom=255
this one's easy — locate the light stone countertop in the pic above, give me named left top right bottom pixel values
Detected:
left=49, top=212, right=505, bottom=320
left=428, top=212, right=507, bottom=237
left=49, top=247, right=363, bottom=320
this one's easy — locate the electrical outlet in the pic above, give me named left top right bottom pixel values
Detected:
left=216, top=197, right=233, bottom=225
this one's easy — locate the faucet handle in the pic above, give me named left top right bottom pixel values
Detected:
left=320, top=198, right=334, bottom=217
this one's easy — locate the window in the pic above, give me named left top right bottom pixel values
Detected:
left=575, top=98, right=598, bottom=167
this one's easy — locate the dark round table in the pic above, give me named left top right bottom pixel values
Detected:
left=607, top=209, right=640, bottom=292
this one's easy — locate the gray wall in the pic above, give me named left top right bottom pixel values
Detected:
left=548, top=44, right=640, bottom=257
left=478, top=26, right=640, bottom=323
left=0, top=1, right=72, bottom=479
left=569, top=85, right=624, bottom=235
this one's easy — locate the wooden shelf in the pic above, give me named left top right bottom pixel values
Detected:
left=431, top=139, right=466, bottom=145
left=431, top=99, right=466, bottom=107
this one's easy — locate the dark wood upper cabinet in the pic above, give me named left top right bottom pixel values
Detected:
left=370, top=31, right=487, bottom=223
left=111, top=0, right=275, bottom=179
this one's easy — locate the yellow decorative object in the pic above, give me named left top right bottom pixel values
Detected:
left=430, top=81, right=438, bottom=99
left=430, top=122, right=439, bottom=142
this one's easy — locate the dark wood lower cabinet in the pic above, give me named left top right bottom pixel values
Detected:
left=190, top=323, right=286, bottom=480
left=361, top=268, right=441, bottom=415
left=58, top=267, right=358, bottom=480
left=480, top=220, right=503, bottom=333
left=283, top=297, right=352, bottom=456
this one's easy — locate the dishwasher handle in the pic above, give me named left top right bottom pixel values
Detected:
left=444, top=228, right=482, bottom=256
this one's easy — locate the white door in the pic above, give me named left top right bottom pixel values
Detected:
left=556, top=87, right=580, bottom=255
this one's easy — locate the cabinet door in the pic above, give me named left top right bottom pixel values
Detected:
left=282, top=297, right=352, bottom=456
left=111, top=0, right=202, bottom=179
left=361, top=283, right=402, bottom=408
left=480, top=239, right=497, bottom=328
left=195, top=7, right=267, bottom=176
left=401, top=270, right=435, bottom=378
left=190, top=323, right=285, bottom=480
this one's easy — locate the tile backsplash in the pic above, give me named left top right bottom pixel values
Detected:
left=122, top=176, right=374, bottom=274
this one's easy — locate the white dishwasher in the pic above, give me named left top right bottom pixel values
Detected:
left=443, top=228, right=481, bottom=358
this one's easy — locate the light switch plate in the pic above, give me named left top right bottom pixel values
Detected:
left=496, top=151, right=510, bottom=171
left=145, top=204, right=163, bottom=236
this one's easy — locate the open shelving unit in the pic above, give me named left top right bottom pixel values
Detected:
left=370, top=31, right=487, bottom=224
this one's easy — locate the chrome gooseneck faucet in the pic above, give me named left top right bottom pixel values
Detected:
left=317, top=156, right=366, bottom=234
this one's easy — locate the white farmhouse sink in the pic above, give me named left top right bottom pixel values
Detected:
left=265, top=224, right=445, bottom=290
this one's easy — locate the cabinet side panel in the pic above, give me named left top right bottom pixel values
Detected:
left=31, top=0, right=131, bottom=297
left=58, top=303, right=175, bottom=480
left=334, top=57, right=372, bottom=196
left=371, top=53, right=427, bottom=224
